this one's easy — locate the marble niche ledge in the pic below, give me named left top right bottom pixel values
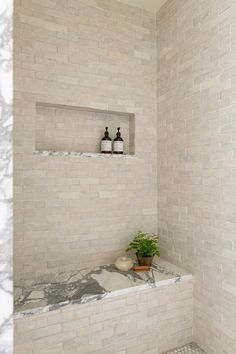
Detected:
left=14, top=258, right=192, bottom=319
left=33, top=150, right=137, bottom=159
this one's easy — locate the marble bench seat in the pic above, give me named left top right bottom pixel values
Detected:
left=14, top=258, right=192, bottom=318
left=14, top=259, right=193, bottom=354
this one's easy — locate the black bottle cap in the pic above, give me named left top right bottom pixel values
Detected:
left=105, top=127, right=109, bottom=137
left=117, top=127, right=121, bottom=138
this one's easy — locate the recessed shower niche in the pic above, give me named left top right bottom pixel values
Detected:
left=35, top=102, right=135, bottom=156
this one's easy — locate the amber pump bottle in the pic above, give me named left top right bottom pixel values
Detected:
left=113, top=127, right=124, bottom=154
left=101, top=127, right=112, bottom=153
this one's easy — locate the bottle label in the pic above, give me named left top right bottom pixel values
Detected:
left=113, top=141, right=124, bottom=152
left=101, top=140, right=112, bottom=152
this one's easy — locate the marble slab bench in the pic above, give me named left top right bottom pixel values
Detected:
left=14, top=258, right=192, bottom=318
left=14, top=258, right=193, bottom=354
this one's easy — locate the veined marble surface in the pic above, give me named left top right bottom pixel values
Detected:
left=34, top=150, right=137, bottom=159
left=0, top=1, right=13, bottom=353
left=14, top=258, right=192, bottom=319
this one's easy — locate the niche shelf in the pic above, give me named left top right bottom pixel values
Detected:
left=35, top=102, right=135, bottom=157
left=33, top=150, right=137, bottom=159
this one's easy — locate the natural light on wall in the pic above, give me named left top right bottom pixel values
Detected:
left=118, top=0, right=167, bottom=13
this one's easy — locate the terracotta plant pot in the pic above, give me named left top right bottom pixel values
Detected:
left=137, top=255, right=154, bottom=267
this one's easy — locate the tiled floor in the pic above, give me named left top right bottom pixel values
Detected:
left=163, top=342, right=206, bottom=354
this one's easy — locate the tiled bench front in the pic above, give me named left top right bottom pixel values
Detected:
left=14, top=259, right=193, bottom=354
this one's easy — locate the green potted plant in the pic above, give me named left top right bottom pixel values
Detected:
left=126, top=230, right=160, bottom=267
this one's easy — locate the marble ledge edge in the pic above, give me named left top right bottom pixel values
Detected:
left=33, top=150, right=137, bottom=159
left=14, top=274, right=192, bottom=319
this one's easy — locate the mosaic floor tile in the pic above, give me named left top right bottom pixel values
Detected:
left=162, top=342, right=206, bottom=354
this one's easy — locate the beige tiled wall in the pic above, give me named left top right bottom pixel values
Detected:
left=156, top=1, right=236, bottom=353
left=13, top=0, right=157, bottom=283
left=14, top=281, right=193, bottom=354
